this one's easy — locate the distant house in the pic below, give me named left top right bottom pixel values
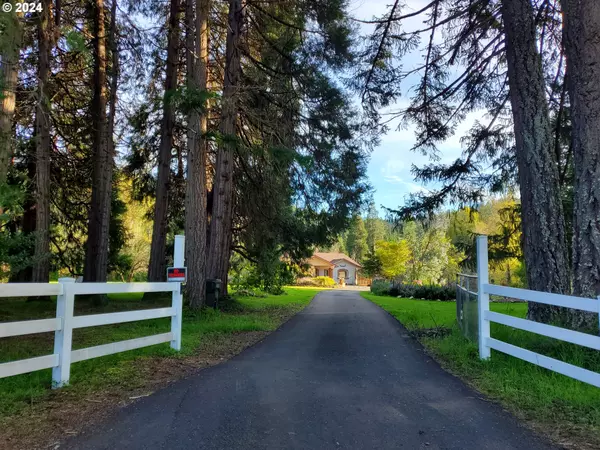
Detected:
left=306, top=252, right=363, bottom=286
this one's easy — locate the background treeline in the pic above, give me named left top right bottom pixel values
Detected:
left=0, top=0, right=373, bottom=306
left=325, top=195, right=522, bottom=288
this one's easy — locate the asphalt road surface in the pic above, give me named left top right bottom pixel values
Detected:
left=68, top=290, right=556, bottom=450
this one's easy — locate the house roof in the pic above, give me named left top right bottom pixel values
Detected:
left=313, top=252, right=363, bottom=268
left=307, top=254, right=335, bottom=267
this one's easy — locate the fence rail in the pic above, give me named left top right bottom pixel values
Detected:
left=457, top=284, right=477, bottom=297
left=0, top=283, right=63, bottom=298
left=357, top=276, right=372, bottom=286
left=475, top=235, right=600, bottom=388
left=0, top=317, right=62, bottom=338
left=0, top=235, right=185, bottom=388
left=70, top=332, right=173, bottom=364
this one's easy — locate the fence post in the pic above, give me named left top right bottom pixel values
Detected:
left=597, top=296, right=600, bottom=336
left=171, top=235, right=185, bottom=351
left=456, top=274, right=460, bottom=329
left=174, top=235, right=185, bottom=268
left=476, top=235, right=491, bottom=360
left=52, top=277, right=76, bottom=388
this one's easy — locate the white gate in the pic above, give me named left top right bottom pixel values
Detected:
left=0, top=235, right=185, bottom=387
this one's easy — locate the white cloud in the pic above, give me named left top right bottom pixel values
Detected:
left=383, top=175, right=429, bottom=193
left=379, top=159, right=430, bottom=194
left=380, top=159, right=406, bottom=177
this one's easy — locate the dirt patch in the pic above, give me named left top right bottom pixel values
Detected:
left=410, top=327, right=452, bottom=339
left=0, top=330, right=269, bottom=450
left=524, top=421, right=600, bottom=450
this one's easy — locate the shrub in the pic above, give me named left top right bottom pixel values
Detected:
left=231, top=289, right=268, bottom=298
left=295, top=277, right=317, bottom=286
left=370, top=279, right=392, bottom=295
left=266, top=285, right=286, bottom=295
left=295, top=276, right=336, bottom=287
left=390, top=283, right=456, bottom=301
left=228, top=251, right=298, bottom=295
left=313, top=276, right=336, bottom=287
left=132, top=271, right=148, bottom=282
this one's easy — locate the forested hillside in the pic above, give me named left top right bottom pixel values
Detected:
left=325, top=196, right=521, bottom=287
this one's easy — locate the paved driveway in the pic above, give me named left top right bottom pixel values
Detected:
left=332, top=285, right=370, bottom=291
left=67, top=290, right=555, bottom=450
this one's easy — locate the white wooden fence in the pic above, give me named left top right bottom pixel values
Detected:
left=476, top=235, right=600, bottom=388
left=0, top=235, right=185, bottom=388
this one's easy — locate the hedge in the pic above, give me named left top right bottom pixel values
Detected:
left=295, top=276, right=337, bottom=287
left=370, top=281, right=455, bottom=301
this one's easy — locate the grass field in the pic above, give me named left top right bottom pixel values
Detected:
left=0, top=287, right=321, bottom=418
left=362, top=292, right=600, bottom=446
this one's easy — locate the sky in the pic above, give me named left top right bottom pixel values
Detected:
left=349, top=0, right=476, bottom=215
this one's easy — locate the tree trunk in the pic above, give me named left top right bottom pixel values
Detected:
left=83, top=0, right=113, bottom=282
left=0, top=10, right=22, bottom=185
left=501, top=0, right=570, bottom=322
left=32, top=0, right=52, bottom=283
left=206, top=0, right=244, bottom=294
left=561, top=0, right=600, bottom=328
left=107, top=0, right=119, bottom=168
left=148, top=0, right=180, bottom=281
left=184, top=0, right=209, bottom=308
left=11, top=158, right=36, bottom=282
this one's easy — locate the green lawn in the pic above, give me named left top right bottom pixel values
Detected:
left=366, top=293, right=528, bottom=330
left=0, top=287, right=320, bottom=418
left=362, top=292, right=600, bottom=443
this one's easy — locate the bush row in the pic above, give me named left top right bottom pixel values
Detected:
left=391, top=283, right=455, bottom=301
left=370, top=279, right=392, bottom=295
left=370, top=280, right=455, bottom=301
left=295, top=276, right=337, bottom=287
